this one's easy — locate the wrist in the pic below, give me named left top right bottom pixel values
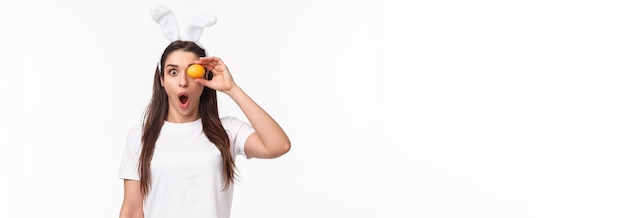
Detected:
left=223, top=84, right=242, bottom=97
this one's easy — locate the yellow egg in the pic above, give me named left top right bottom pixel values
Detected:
left=187, top=64, right=205, bottom=79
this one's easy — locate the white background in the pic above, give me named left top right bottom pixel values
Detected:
left=1, top=0, right=625, bottom=217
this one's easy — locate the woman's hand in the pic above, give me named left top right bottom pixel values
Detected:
left=194, top=56, right=291, bottom=159
left=194, top=56, right=236, bottom=92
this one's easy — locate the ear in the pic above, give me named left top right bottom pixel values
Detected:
left=185, top=15, right=217, bottom=42
left=151, top=4, right=180, bottom=42
left=160, top=75, right=165, bottom=87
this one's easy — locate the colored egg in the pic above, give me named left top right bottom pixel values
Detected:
left=187, top=64, right=205, bottom=79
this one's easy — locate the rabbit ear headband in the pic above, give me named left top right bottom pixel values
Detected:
left=151, top=4, right=217, bottom=72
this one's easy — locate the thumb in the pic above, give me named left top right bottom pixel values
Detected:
left=194, top=78, right=213, bottom=88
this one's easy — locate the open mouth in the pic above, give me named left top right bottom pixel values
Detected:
left=178, top=92, right=189, bottom=107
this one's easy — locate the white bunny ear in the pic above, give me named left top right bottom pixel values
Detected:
left=151, top=4, right=180, bottom=41
left=184, top=15, right=217, bottom=44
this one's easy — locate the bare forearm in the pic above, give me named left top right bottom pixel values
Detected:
left=119, top=181, right=144, bottom=218
left=119, top=208, right=143, bottom=218
left=120, top=215, right=143, bottom=218
left=225, top=85, right=290, bottom=152
left=120, top=202, right=144, bottom=218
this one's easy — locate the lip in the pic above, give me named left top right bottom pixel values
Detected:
left=178, top=91, right=189, bottom=109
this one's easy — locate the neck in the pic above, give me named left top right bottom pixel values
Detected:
left=165, top=107, right=200, bottom=123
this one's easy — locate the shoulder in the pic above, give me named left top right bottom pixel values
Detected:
left=127, top=124, right=143, bottom=138
left=122, top=124, right=143, bottom=151
left=220, top=116, right=251, bottom=131
left=220, top=116, right=244, bottom=126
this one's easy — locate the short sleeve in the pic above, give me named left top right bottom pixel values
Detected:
left=221, top=116, right=256, bottom=159
left=118, top=125, right=142, bottom=180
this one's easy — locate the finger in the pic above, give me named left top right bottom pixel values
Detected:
left=208, top=57, right=225, bottom=70
left=196, top=57, right=215, bottom=64
left=198, top=57, right=219, bottom=71
left=213, top=65, right=227, bottom=74
left=194, top=78, right=213, bottom=87
left=198, top=56, right=219, bottom=64
left=213, top=56, right=224, bottom=65
left=203, top=56, right=223, bottom=65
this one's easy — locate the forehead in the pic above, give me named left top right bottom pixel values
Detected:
left=164, top=50, right=199, bottom=65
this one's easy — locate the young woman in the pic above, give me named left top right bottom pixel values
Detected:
left=118, top=40, right=291, bottom=218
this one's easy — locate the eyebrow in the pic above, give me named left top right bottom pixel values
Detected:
left=165, top=63, right=196, bottom=68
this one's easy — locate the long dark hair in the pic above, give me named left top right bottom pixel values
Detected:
left=138, top=40, right=235, bottom=196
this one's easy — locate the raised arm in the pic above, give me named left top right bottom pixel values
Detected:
left=194, top=56, right=291, bottom=158
left=225, top=85, right=290, bottom=158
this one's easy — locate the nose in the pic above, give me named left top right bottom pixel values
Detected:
left=178, top=70, right=188, bottom=88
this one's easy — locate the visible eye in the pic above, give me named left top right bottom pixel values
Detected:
left=168, top=69, right=178, bottom=76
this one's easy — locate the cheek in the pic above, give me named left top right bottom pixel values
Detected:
left=161, top=78, right=179, bottom=96
left=189, top=83, right=205, bottom=99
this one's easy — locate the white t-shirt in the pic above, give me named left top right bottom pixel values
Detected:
left=119, top=116, right=255, bottom=218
